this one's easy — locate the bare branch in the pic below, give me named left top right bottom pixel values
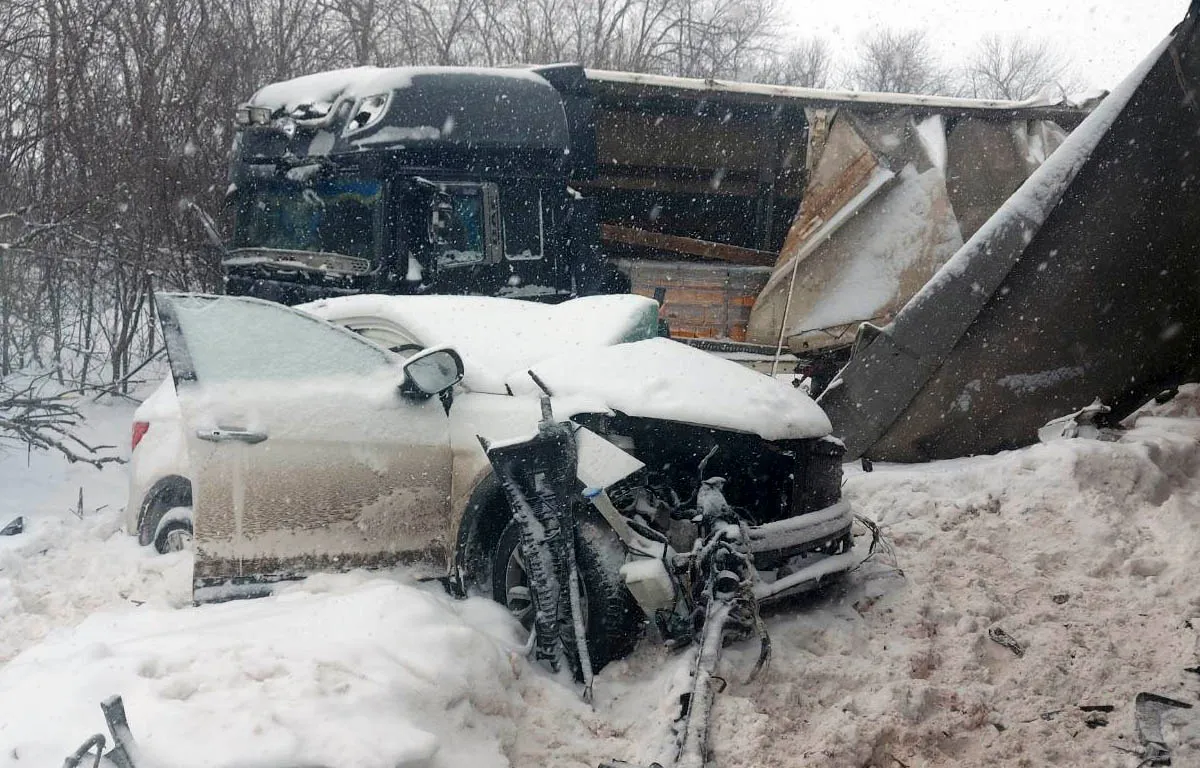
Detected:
left=0, top=373, right=124, bottom=468
left=849, top=28, right=951, bottom=95
left=962, top=33, right=1081, bottom=100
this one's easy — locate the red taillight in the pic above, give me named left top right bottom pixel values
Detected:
left=131, top=421, right=150, bottom=451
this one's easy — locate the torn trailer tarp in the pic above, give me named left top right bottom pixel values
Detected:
left=747, top=108, right=1066, bottom=357
left=818, top=2, right=1200, bottom=462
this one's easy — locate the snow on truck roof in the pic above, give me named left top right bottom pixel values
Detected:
left=249, top=66, right=556, bottom=119
left=242, top=66, right=569, bottom=155
left=248, top=64, right=1093, bottom=124
left=586, top=69, right=1095, bottom=120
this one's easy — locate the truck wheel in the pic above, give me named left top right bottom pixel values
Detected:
left=491, top=514, right=643, bottom=674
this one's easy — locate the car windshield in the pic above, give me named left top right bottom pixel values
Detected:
left=233, top=177, right=381, bottom=260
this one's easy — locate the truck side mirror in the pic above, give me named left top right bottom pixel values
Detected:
left=427, top=191, right=456, bottom=245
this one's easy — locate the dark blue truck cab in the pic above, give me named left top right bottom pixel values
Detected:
left=224, top=64, right=611, bottom=304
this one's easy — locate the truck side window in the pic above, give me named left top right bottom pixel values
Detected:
left=502, top=184, right=546, bottom=261
left=407, top=182, right=502, bottom=271
left=432, top=189, right=484, bottom=264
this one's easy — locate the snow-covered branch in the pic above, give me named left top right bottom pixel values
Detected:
left=0, top=374, right=124, bottom=468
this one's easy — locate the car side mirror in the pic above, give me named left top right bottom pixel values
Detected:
left=401, top=347, right=464, bottom=399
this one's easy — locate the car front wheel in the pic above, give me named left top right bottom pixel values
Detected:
left=490, top=513, right=643, bottom=675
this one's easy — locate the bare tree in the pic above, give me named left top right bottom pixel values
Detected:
left=756, top=37, right=833, bottom=88
left=849, top=28, right=950, bottom=95
left=667, top=0, right=778, bottom=80
left=963, top=33, right=1080, bottom=100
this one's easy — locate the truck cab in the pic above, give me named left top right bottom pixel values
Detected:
left=223, top=64, right=608, bottom=304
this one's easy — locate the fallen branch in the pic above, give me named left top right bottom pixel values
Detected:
left=0, top=374, right=124, bottom=469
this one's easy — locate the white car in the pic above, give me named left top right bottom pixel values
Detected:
left=125, top=377, right=192, bottom=553
left=133, top=292, right=853, bottom=670
left=123, top=293, right=664, bottom=552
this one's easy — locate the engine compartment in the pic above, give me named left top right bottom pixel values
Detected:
left=573, top=413, right=845, bottom=555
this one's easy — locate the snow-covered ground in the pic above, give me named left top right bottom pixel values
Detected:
left=4, top=386, right=1200, bottom=767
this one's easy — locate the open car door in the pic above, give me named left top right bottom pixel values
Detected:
left=156, top=294, right=454, bottom=602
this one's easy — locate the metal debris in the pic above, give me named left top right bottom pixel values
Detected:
left=1134, top=692, right=1193, bottom=766
left=988, top=626, right=1026, bottom=657
left=62, top=696, right=140, bottom=768
left=480, top=396, right=592, bottom=698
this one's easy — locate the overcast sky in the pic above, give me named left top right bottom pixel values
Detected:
left=783, top=0, right=1190, bottom=91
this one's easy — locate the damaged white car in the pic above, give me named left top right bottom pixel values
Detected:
left=151, top=292, right=857, bottom=671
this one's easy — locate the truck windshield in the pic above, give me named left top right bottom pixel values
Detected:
left=234, top=178, right=382, bottom=261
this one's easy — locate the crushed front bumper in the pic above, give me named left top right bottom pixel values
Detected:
left=745, top=499, right=853, bottom=560
left=744, top=499, right=860, bottom=601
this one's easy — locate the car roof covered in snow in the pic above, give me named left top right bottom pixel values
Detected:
left=299, top=293, right=660, bottom=391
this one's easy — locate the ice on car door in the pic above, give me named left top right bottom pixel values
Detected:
left=156, top=294, right=453, bottom=600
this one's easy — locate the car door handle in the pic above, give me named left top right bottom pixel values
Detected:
left=196, top=428, right=268, bottom=445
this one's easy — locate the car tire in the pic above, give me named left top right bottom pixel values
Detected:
left=154, top=518, right=194, bottom=554
left=137, top=477, right=192, bottom=549
left=491, top=513, right=643, bottom=674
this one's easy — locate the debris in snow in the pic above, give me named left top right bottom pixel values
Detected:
left=1037, top=398, right=1119, bottom=443
left=1082, top=711, right=1108, bottom=729
left=480, top=399, right=586, bottom=683
left=0, top=516, right=22, bottom=536
left=1134, top=692, right=1193, bottom=766
left=987, top=626, right=1026, bottom=657
left=61, top=696, right=139, bottom=768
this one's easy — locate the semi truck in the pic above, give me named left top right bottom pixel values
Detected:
left=217, top=61, right=1095, bottom=388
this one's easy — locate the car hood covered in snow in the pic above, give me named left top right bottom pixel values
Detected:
left=511, top=338, right=832, bottom=440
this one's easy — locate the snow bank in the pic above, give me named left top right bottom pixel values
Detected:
left=0, top=574, right=533, bottom=768
left=0, top=394, right=176, bottom=664
left=691, top=411, right=1200, bottom=767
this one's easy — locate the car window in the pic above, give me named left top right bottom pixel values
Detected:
left=163, top=295, right=393, bottom=383
left=349, top=326, right=425, bottom=357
